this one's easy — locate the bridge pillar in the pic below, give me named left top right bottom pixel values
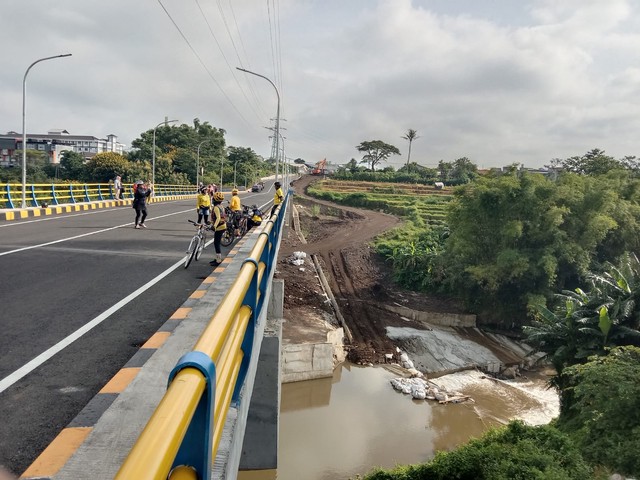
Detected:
left=239, top=279, right=283, bottom=471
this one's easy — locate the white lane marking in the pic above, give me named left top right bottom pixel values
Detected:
left=0, top=201, right=195, bottom=228
left=0, top=208, right=194, bottom=257
left=0, top=207, right=120, bottom=228
left=0, top=255, right=189, bottom=394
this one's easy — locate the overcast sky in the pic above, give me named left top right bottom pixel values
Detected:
left=2, top=0, right=640, bottom=169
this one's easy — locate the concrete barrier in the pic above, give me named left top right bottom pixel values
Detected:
left=383, top=303, right=476, bottom=328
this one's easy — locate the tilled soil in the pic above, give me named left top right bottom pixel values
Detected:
left=276, top=175, right=465, bottom=365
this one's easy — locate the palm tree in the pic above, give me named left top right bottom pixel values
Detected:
left=402, top=129, right=420, bottom=166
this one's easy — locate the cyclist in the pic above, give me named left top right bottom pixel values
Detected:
left=209, top=191, right=226, bottom=266
left=271, top=181, right=284, bottom=216
left=229, top=188, right=242, bottom=235
left=196, top=186, right=211, bottom=225
left=248, top=205, right=263, bottom=230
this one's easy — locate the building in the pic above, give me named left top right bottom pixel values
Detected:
left=0, top=130, right=126, bottom=167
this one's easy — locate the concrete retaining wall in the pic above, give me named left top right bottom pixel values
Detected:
left=383, top=303, right=476, bottom=328
left=282, top=328, right=345, bottom=383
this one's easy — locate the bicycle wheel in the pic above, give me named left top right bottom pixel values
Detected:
left=195, top=231, right=206, bottom=261
left=221, top=228, right=234, bottom=247
left=184, top=235, right=200, bottom=268
left=239, top=218, right=248, bottom=237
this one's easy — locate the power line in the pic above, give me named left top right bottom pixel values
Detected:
left=266, top=0, right=278, bottom=89
left=225, top=0, right=268, bottom=118
left=194, top=0, right=264, bottom=121
left=156, top=0, right=251, bottom=126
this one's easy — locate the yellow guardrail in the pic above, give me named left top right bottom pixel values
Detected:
left=115, top=198, right=287, bottom=480
left=1, top=183, right=196, bottom=208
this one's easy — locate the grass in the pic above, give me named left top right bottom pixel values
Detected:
left=307, top=179, right=453, bottom=227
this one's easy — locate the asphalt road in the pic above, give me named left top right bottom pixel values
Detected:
left=0, top=186, right=274, bottom=476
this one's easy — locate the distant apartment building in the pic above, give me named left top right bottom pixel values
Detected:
left=0, top=129, right=126, bottom=167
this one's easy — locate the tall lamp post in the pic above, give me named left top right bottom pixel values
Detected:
left=236, top=67, right=280, bottom=184
left=196, top=140, right=210, bottom=187
left=152, top=118, right=178, bottom=187
left=22, top=54, right=72, bottom=208
left=220, top=157, right=224, bottom=191
left=233, top=159, right=239, bottom=187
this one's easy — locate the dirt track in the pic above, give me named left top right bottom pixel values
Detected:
left=277, top=175, right=462, bottom=364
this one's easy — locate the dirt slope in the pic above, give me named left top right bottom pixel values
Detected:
left=277, top=175, right=465, bottom=365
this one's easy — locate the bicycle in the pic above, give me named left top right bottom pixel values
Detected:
left=220, top=210, right=236, bottom=247
left=184, top=220, right=210, bottom=268
left=238, top=205, right=251, bottom=236
left=220, top=206, right=251, bottom=246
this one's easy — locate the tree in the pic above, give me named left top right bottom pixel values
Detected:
left=557, top=346, right=640, bottom=476
left=548, top=148, right=624, bottom=175
left=15, top=149, right=50, bottom=183
left=450, top=157, right=478, bottom=184
left=227, top=146, right=261, bottom=186
left=524, top=289, right=606, bottom=378
left=84, top=152, right=132, bottom=183
left=356, top=140, right=400, bottom=171
left=128, top=119, right=226, bottom=182
left=438, top=171, right=629, bottom=325
left=524, top=252, right=640, bottom=380
left=401, top=129, right=419, bottom=167
left=58, top=150, right=86, bottom=181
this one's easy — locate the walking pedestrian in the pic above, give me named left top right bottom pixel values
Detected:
left=114, top=175, right=122, bottom=200
left=132, top=180, right=152, bottom=228
left=209, top=192, right=226, bottom=266
left=196, top=186, right=211, bottom=224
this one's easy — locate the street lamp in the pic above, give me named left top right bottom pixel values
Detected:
left=21, top=54, right=72, bottom=208
left=196, top=140, right=210, bottom=187
left=233, top=159, right=239, bottom=187
left=236, top=67, right=280, bottom=184
left=220, top=157, right=224, bottom=191
left=152, top=118, right=178, bottom=186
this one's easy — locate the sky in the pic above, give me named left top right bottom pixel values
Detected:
left=2, top=0, right=640, bottom=169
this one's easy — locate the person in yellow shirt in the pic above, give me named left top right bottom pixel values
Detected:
left=209, top=192, right=227, bottom=266
left=229, top=188, right=242, bottom=235
left=196, top=186, right=211, bottom=224
left=271, top=181, right=284, bottom=216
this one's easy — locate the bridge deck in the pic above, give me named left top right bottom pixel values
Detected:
left=22, top=228, right=268, bottom=480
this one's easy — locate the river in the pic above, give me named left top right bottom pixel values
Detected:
left=238, top=362, right=559, bottom=480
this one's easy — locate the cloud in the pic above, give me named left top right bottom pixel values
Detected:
left=1, top=0, right=639, bottom=168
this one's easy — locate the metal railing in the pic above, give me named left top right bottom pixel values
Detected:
left=115, top=195, right=288, bottom=480
left=1, top=183, right=196, bottom=209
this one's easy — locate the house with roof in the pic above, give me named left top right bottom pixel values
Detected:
left=0, top=129, right=126, bottom=167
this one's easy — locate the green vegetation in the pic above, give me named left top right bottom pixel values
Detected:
left=1, top=118, right=275, bottom=187
left=356, top=140, right=401, bottom=171
left=336, top=154, right=478, bottom=186
left=557, top=346, right=640, bottom=477
left=360, top=421, right=594, bottom=480
left=309, top=152, right=640, bottom=478
left=524, top=253, right=640, bottom=377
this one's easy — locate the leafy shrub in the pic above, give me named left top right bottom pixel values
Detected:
left=557, top=346, right=640, bottom=477
left=360, top=421, right=593, bottom=480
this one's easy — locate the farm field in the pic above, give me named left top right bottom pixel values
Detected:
left=307, top=179, right=453, bottom=227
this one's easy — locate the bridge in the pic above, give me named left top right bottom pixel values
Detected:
left=0, top=182, right=291, bottom=479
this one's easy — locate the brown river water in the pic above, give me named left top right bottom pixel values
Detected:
left=238, top=362, right=559, bottom=480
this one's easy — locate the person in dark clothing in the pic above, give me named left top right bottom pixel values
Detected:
left=132, top=180, right=152, bottom=228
